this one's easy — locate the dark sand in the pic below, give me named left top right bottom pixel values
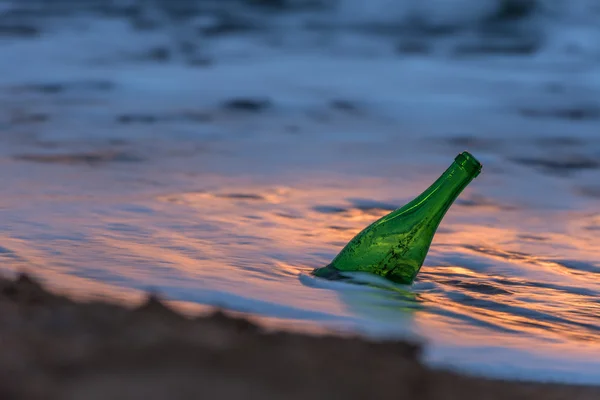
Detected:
left=0, top=274, right=597, bottom=400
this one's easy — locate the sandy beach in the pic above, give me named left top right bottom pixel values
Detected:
left=0, top=273, right=598, bottom=400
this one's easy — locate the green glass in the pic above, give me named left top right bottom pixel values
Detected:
left=313, top=151, right=482, bottom=285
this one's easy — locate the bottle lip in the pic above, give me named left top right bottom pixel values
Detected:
left=455, top=151, right=482, bottom=177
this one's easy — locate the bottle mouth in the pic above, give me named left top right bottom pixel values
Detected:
left=455, top=151, right=482, bottom=177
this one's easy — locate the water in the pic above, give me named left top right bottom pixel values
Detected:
left=0, top=1, right=599, bottom=386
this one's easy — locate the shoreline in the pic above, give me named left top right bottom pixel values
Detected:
left=0, top=273, right=597, bottom=399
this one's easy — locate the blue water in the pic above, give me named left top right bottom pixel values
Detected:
left=0, top=1, right=599, bottom=385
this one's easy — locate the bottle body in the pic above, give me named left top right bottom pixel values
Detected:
left=313, top=152, right=482, bottom=285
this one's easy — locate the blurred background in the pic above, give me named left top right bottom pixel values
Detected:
left=0, top=0, right=599, bottom=385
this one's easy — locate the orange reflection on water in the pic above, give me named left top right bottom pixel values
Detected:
left=4, top=171, right=599, bottom=371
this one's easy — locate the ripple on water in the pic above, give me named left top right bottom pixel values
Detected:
left=462, top=244, right=600, bottom=278
left=13, top=150, right=143, bottom=165
left=509, top=155, right=600, bottom=176
left=416, top=266, right=600, bottom=343
left=3, top=157, right=600, bottom=384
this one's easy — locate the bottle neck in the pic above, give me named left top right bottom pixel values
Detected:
left=425, top=162, right=475, bottom=210
left=396, top=155, right=480, bottom=221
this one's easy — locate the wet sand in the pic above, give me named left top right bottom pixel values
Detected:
left=0, top=273, right=597, bottom=400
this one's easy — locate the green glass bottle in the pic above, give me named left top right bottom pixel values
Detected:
left=313, top=151, right=482, bottom=285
